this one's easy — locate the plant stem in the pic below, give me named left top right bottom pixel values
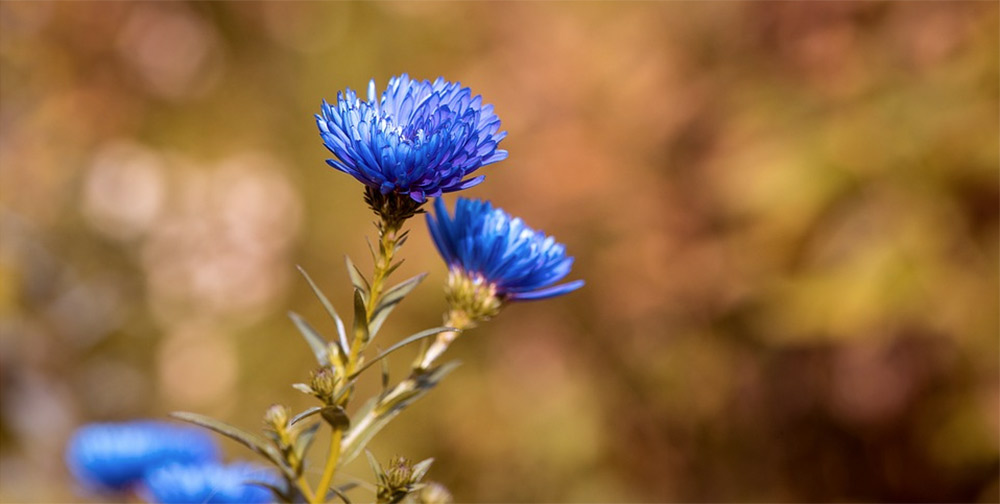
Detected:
left=321, top=210, right=407, bottom=503
left=315, top=428, right=343, bottom=503
left=298, top=475, right=318, bottom=504
left=417, top=310, right=472, bottom=369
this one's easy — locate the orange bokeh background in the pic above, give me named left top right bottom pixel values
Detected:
left=1, top=2, right=997, bottom=502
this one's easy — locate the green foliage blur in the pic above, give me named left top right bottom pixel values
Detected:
left=1, top=2, right=997, bottom=502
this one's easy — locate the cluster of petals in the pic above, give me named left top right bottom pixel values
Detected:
left=426, top=197, right=584, bottom=301
left=65, top=421, right=277, bottom=503
left=317, top=74, right=507, bottom=202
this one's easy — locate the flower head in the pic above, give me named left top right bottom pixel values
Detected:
left=316, top=74, right=507, bottom=203
left=141, top=462, right=280, bottom=504
left=65, top=421, right=220, bottom=492
left=426, top=198, right=584, bottom=308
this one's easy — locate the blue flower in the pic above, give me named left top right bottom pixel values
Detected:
left=426, top=197, right=584, bottom=301
left=66, top=421, right=220, bottom=492
left=141, top=462, right=280, bottom=504
left=316, top=74, right=508, bottom=203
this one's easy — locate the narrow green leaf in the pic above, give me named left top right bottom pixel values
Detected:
left=292, top=383, right=314, bottom=396
left=378, top=273, right=426, bottom=311
left=170, top=412, right=293, bottom=479
left=365, top=236, right=377, bottom=263
left=289, top=406, right=322, bottom=426
left=251, top=481, right=292, bottom=503
left=327, top=485, right=353, bottom=504
left=296, top=266, right=349, bottom=354
left=383, top=259, right=405, bottom=279
left=379, top=352, right=390, bottom=393
left=395, top=230, right=410, bottom=250
left=352, top=288, right=370, bottom=345
left=338, top=362, right=461, bottom=465
left=365, top=450, right=385, bottom=486
left=292, top=422, right=321, bottom=465
left=344, top=256, right=370, bottom=296
left=288, top=312, right=331, bottom=366
left=411, top=457, right=434, bottom=482
left=348, top=327, right=454, bottom=380
left=367, top=273, right=426, bottom=338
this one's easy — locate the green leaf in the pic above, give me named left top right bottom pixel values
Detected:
left=383, top=259, right=405, bottom=279
left=251, top=481, right=292, bottom=503
left=338, top=362, right=461, bottom=465
left=344, top=255, right=370, bottom=297
left=292, top=422, right=321, bottom=467
left=380, top=352, right=390, bottom=393
left=170, top=412, right=294, bottom=480
left=411, top=457, right=434, bottom=482
left=290, top=406, right=322, bottom=425
left=296, top=266, right=349, bottom=353
left=327, top=485, right=353, bottom=504
left=368, top=273, right=427, bottom=338
left=352, top=288, right=370, bottom=345
left=348, top=327, right=454, bottom=380
left=365, top=450, right=386, bottom=486
left=289, top=312, right=332, bottom=366
left=292, top=383, right=315, bottom=396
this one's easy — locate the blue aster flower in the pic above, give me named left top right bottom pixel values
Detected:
left=316, top=74, right=508, bottom=203
left=141, top=462, right=280, bottom=504
left=426, top=197, right=584, bottom=303
left=65, top=421, right=220, bottom=492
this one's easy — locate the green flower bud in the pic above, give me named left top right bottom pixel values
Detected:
left=264, top=404, right=290, bottom=431
left=417, top=482, right=453, bottom=504
left=309, top=367, right=339, bottom=404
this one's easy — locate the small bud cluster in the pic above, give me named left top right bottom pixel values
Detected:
left=368, top=453, right=438, bottom=504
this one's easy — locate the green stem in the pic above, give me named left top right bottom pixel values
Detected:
left=416, top=309, right=473, bottom=370
left=314, top=428, right=343, bottom=503
left=319, top=209, right=407, bottom=503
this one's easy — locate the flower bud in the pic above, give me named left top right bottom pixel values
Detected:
left=417, top=482, right=453, bottom=504
left=264, top=404, right=289, bottom=432
left=309, top=367, right=339, bottom=403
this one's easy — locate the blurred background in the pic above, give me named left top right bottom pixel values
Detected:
left=1, top=2, right=997, bottom=502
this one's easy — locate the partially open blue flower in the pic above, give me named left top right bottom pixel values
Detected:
left=65, top=421, right=220, bottom=492
left=141, top=462, right=280, bottom=504
left=316, top=74, right=507, bottom=203
left=426, top=197, right=584, bottom=302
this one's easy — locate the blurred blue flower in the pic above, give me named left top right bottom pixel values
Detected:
left=316, top=74, right=507, bottom=202
left=141, top=462, right=280, bottom=504
left=426, top=197, right=584, bottom=301
left=66, top=421, right=220, bottom=492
